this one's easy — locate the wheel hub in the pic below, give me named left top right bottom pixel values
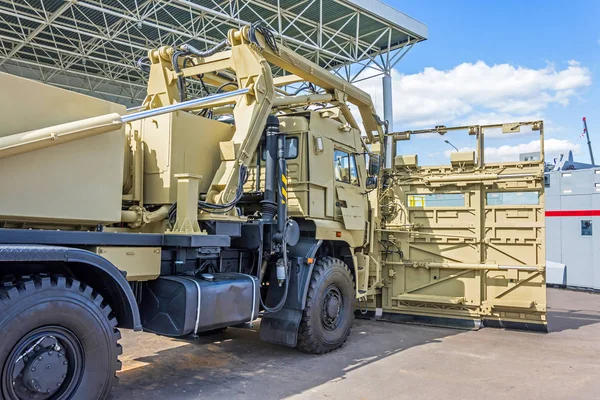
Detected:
left=325, top=295, right=341, bottom=318
left=321, top=285, right=343, bottom=330
left=22, top=349, right=68, bottom=394
left=2, top=327, right=84, bottom=400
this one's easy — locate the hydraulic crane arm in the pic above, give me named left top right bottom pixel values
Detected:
left=246, top=27, right=384, bottom=144
left=144, top=29, right=276, bottom=206
left=180, top=27, right=384, bottom=144
left=144, top=25, right=384, bottom=209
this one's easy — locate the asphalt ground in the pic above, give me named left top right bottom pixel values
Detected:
left=113, top=288, right=600, bottom=400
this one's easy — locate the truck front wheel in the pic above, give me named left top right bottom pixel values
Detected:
left=297, top=257, right=355, bottom=354
left=0, top=275, right=122, bottom=400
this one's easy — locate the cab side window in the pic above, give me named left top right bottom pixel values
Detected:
left=334, top=149, right=359, bottom=186
left=261, top=137, right=299, bottom=160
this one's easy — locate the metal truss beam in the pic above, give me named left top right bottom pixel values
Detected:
left=0, top=0, right=426, bottom=106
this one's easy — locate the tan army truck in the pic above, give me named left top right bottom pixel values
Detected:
left=0, top=25, right=546, bottom=399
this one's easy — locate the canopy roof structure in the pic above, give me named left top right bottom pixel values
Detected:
left=0, top=0, right=427, bottom=106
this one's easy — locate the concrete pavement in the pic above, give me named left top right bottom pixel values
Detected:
left=114, top=288, right=600, bottom=400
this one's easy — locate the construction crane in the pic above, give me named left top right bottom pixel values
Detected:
left=583, top=116, right=595, bottom=165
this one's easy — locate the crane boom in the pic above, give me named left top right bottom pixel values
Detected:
left=583, top=117, right=595, bottom=165
left=144, top=26, right=385, bottom=209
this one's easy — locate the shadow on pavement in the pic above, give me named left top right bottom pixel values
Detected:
left=547, top=308, right=600, bottom=333
left=113, top=319, right=460, bottom=400
left=546, top=289, right=600, bottom=333
left=114, top=289, right=600, bottom=399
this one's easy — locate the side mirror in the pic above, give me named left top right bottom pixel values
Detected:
left=366, top=176, right=378, bottom=190
left=368, top=153, right=381, bottom=176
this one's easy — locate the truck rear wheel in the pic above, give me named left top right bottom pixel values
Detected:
left=0, top=275, right=122, bottom=400
left=297, top=257, right=355, bottom=354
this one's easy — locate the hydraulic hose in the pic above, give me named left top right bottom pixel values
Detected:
left=248, top=22, right=278, bottom=52
left=215, top=81, right=239, bottom=94
left=136, top=56, right=150, bottom=73
left=180, top=40, right=229, bottom=58
left=259, top=265, right=289, bottom=313
left=259, top=221, right=291, bottom=314
left=171, top=50, right=187, bottom=102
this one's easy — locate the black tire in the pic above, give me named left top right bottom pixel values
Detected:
left=0, top=275, right=122, bottom=400
left=297, top=257, right=355, bottom=354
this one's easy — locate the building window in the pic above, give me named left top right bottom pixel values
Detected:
left=334, top=149, right=359, bottom=186
left=581, top=220, right=593, bottom=236
left=544, top=175, right=550, bottom=188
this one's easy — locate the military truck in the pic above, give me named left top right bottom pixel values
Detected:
left=0, top=25, right=546, bottom=399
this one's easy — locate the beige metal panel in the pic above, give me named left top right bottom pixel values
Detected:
left=375, top=121, right=547, bottom=330
left=0, top=72, right=125, bottom=224
left=395, top=154, right=418, bottom=168
left=142, top=111, right=234, bottom=204
left=308, top=110, right=358, bottom=149
left=308, top=187, right=326, bottom=219
left=335, top=185, right=366, bottom=230
left=308, top=134, right=335, bottom=218
left=95, top=246, right=161, bottom=281
left=0, top=72, right=125, bottom=134
left=310, top=219, right=362, bottom=249
left=279, top=116, right=309, bottom=134
left=450, top=151, right=475, bottom=166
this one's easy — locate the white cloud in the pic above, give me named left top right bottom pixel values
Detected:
left=443, top=138, right=581, bottom=162
left=354, top=60, right=591, bottom=129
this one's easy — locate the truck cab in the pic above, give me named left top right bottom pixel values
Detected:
left=247, top=109, right=371, bottom=234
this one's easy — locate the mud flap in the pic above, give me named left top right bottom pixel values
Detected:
left=259, top=239, right=319, bottom=347
left=259, top=260, right=314, bottom=347
left=260, top=308, right=303, bottom=347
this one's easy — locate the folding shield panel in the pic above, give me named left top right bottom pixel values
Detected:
left=370, top=121, right=547, bottom=331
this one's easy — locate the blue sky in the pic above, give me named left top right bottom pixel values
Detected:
left=358, top=0, right=600, bottom=165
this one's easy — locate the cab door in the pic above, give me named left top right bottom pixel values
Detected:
left=333, top=147, right=367, bottom=231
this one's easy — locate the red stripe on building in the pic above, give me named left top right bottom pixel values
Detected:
left=546, top=210, right=600, bottom=217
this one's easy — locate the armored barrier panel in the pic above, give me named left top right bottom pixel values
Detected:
left=0, top=73, right=126, bottom=225
left=370, top=122, right=547, bottom=331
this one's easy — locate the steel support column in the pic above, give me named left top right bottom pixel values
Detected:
left=383, top=71, right=394, bottom=169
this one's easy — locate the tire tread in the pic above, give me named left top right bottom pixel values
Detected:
left=296, top=256, right=355, bottom=355
left=0, top=274, right=122, bottom=397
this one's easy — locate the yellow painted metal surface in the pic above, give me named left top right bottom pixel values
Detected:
left=370, top=121, right=547, bottom=330
left=0, top=25, right=547, bottom=332
left=95, top=246, right=161, bottom=281
left=135, top=111, right=234, bottom=205
left=0, top=72, right=126, bottom=225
